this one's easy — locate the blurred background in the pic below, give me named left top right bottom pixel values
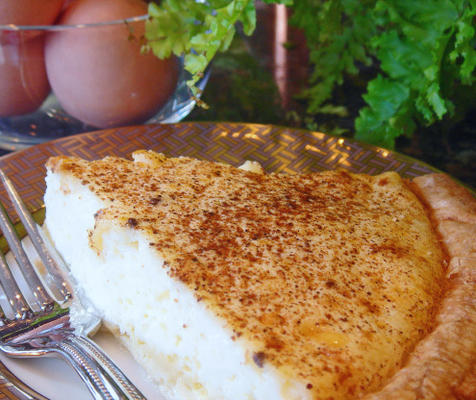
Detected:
left=188, top=2, right=476, bottom=188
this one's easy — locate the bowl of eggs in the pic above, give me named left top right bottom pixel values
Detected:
left=0, top=0, right=210, bottom=150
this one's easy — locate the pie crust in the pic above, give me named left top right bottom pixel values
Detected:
left=365, top=174, right=476, bottom=400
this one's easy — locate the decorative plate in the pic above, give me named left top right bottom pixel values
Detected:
left=0, top=122, right=437, bottom=399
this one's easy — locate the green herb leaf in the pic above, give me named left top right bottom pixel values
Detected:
left=145, top=0, right=476, bottom=148
left=355, top=75, right=413, bottom=147
left=145, top=0, right=290, bottom=97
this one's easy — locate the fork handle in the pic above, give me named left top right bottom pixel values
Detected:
left=0, top=360, right=48, bottom=400
left=71, top=335, right=146, bottom=400
left=54, top=338, right=131, bottom=400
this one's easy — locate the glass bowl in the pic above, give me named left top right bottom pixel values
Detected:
left=0, top=15, right=210, bottom=151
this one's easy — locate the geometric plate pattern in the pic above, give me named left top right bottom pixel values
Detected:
left=0, top=122, right=437, bottom=223
left=0, top=122, right=438, bottom=399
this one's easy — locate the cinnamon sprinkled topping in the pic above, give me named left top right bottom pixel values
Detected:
left=253, top=351, right=266, bottom=368
left=47, top=152, right=446, bottom=398
left=127, top=218, right=138, bottom=228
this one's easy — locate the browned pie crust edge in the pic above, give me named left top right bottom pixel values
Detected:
left=364, top=174, right=476, bottom=400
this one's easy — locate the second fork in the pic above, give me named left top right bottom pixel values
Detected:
left=0, top=169, right=146, bottom=400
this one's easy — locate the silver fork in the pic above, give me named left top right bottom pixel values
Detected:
left=0, top=170, right=147, bottom=400
left=0, top=358, right=48, bottom=400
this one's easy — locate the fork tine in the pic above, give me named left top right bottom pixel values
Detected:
left=0, top=254, right=30, bottom=319
left=0, top=202, right=53, bottom=311
left=0, top=175, right=147, bottom=400
left=0, top=170, right=71, bottom=302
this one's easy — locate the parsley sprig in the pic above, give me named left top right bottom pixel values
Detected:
left=145, top=0, right=261, bottom=98
left=355, top=0, right=476, bottom=147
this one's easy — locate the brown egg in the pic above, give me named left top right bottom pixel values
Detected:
left=0, top=1, right=63, bottom=116
left=0, top=0, right=64, bottom=25
left=0, top=32, right=50, bottom=116
left=45, top=0, right=179, bottom=128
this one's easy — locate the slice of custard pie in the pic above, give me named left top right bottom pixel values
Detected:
left=43, top=150, right=476, bottom=400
